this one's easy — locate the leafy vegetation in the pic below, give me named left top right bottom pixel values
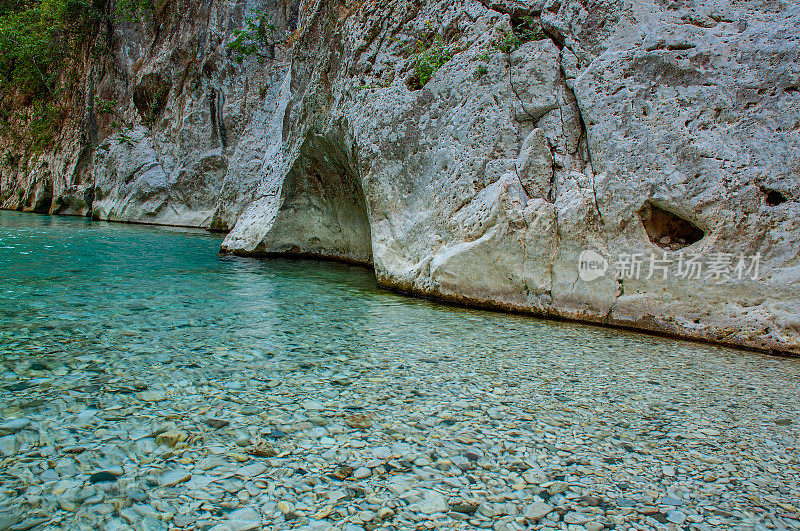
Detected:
left=27, top=99, right=63, bottom=150
left=94, top=96, right=135, bottom=146
left=116, top=0, right=152, bottom=23
left=95, top=96, right=131, bottom=128
left=228, top=9, right=279, bottom=63
left=410, top=34, right=450, bottom=88
left=0, top=0, right=102, bottom=98
left=493, top=15, right=546, bottom=53
left=493, top=31, right=519, bottom=54
left=0, top=0, right=107, bottom=151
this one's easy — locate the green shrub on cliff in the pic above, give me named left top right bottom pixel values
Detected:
left=493, top=16, right=546, bottom=53
left=116, top=0, right=152, bottom=23
left=228, top=9, right=279, bottom=63
left=0, top=0, right=99, bottom=98
left=0, top=0, right=101, bottom=150
left=411, top=35, right=451, bottom=88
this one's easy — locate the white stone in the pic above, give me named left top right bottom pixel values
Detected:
left=524, top=502, right=554, bottom=521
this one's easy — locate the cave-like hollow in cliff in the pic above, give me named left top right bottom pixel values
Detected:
left=264, top=135, right=374, bottom=266
left=639, top=200, right=705, bottom=250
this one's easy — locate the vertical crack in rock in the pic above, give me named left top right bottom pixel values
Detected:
left=545, top=210, right=561, bottom=316
left=506, top=55, right=541, bottom=123
left=208, top=89, right=228, bottom=149
left=588, top=171, right=604, bottom=227
left=604, top=278, right=624, bottom=324
left=133, top=73, right=171, bottom=125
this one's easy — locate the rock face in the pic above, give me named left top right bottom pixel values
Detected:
left=1, top=0, right=799, bottom=353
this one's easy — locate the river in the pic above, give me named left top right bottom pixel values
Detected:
left=0, top=210, right=797, bottom=530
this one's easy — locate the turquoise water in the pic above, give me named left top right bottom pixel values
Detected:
left=0, top=209, right=756, bottom=368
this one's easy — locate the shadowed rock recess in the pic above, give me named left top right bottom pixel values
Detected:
left=1, top=0, right=799, bottom=353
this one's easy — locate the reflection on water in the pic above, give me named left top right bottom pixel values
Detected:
left=0, top=209, right=769, bottom=371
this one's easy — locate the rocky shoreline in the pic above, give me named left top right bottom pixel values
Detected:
left=1, top=337, right=798, bottom=530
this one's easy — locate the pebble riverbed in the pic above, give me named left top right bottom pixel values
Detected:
left=0, top=212, right=798, bottom=530
left=0, top=338, right=798, bottom=531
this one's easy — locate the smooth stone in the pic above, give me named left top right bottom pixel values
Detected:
left=4, top=382, right=32, bottom=392
left=155, top=430, right=189, bottom=447
left=372, top=446, right=393, bottom=459
left=89, top=471, right=119, bottom=483
left=356, top=510, right=376, bottom=522
left=204, top=418, right=230, bottom=429
left=564, top=512, right=590, bottom=524
left=331, top=374, right=353, bottom=385
left=159, top=469, right=191, bottom=487
left=377, top=507, right=395, bottom=520
left=661, top=496, right=685, bottom=506
left=127, top=489, right=148, bottom=502
left=548, top=481, right=569, bottom=495
left=352, top=467, right=372, bottom=479
left=522, top=469, right=546, bottom=484
left=524, top=501, right=554, bottom=521
left=212, top=507, right=262, bottom=531
left=667, top=510, right=687, bottom=524
left=408, top=489, right=448, bottom=514
left=235, top=463, right=267, bottom=478
left=0, top=435, right=19, bottom=456
left=0, top=418, right=30, bottom=434
left=136, top=391, right=167, bottom=402
left=277, top=501, right=297, bottom=519
left=301, top=400, right=324, bottom=411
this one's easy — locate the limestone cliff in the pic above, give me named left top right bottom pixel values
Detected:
left=1, top=0, right=799, bottom=354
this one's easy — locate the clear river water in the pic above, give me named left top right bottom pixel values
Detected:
left=0, top=209, right=764, bottom=365
left=0, top=210, right=798, bottom=530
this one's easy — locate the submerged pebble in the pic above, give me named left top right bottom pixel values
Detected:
left=0, top=340, right=797, bottom=531
left=0, top=214, right=798, bottom=529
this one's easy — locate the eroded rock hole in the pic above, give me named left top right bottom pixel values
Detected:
left=405, top=73, right=423, bottom=91
left=510, top=14, right=548, bottom=44
left=639, top=201, right=704, bottom=250
left=762, top=188, right=787, bottom=206
left=133, top=73, right=170, bottom=125
left=83, top=185, right=95, bottom=214
left=263, top=135, right=373, bottom=265
left=31, top=184, right=53, bottom=214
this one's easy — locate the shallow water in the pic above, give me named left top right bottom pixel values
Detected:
left=1, top=210, right=799, bottom=530
left=0, top=209, right=767, bottom=367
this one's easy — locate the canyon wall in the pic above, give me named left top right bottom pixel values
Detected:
left=1, top=0, right=799, bottom=354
